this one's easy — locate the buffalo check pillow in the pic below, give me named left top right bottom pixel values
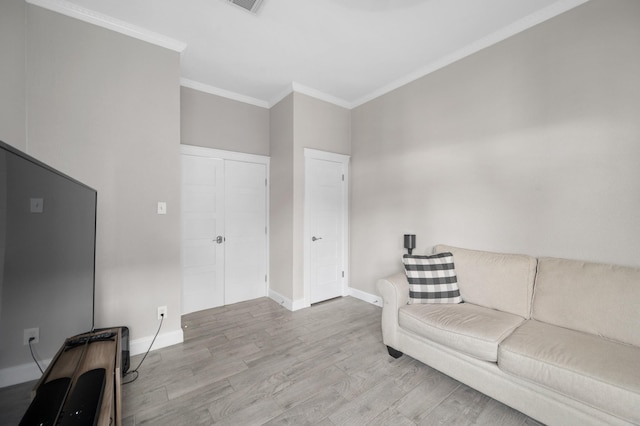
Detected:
left=402, top=252, right=463, bottom=304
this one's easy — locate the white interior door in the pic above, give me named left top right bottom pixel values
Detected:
left=224, top=161, right=267, bottom=304
left=306, top=154, right=348, bottom=304
left=181, top=145, right=269, bottom=314
left=181, top=155, right=225, bottom=314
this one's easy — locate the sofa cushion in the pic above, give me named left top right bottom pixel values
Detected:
left=498, top=320, right=640, bottom=425
left=399, top=302, right=524, bottom=362
left=434, top=245, right=536, bottom=318
left=532, top=257, right=640, bottom=347
left=402, top=253, right=462, bottom=304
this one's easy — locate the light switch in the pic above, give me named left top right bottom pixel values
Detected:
left=30, top=198, right=44, bottom=213
left=157, top=202, right=167, bottom=215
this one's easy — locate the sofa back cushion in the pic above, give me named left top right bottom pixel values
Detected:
left=434, top=245, right=536, bottom=318
left=532, top=257, right=640, bottom=347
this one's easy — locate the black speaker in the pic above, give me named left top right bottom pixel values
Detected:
left=120, top=326, right=130, bottom=375
left=95, top=326, right=130, bottom=376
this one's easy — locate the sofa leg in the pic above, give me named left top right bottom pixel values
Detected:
left=386, top=346, right=403, bottom=359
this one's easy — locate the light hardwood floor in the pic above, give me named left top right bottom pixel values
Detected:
left=1, top=296, right=543, bottom=425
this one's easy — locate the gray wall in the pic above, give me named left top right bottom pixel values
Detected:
left=23, top=6, right=182, bottom=346
left=268, top=93, right=350, bottom=304
left=291, top=93, right=351, bottom=302
left=181, top=87, right=270, bottom=155
left=0, top=0, right=26, bottom=150
left=269, top=94, right=294, bottom=299
left=350, top=0, right=640, bottom=296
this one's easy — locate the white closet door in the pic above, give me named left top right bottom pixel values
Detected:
left=181, top=155, right=225, bottom=314
left=306, top=156, right=347, bottom=304
left=181, top=146, right=269, bottom=314
left=224, top=161, right=268, bottom=304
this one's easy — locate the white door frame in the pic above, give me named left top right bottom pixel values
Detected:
left=303, top=148, right=350, bottom=307
left=180, top=144, right=270, bottom=305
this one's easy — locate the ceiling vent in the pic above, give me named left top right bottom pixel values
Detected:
left=227, top=0, right=264, bottom=14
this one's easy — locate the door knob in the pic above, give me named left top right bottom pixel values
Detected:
left=312, top=236, right=322, bottom=241
left=215, top=236, right=224, bottom=244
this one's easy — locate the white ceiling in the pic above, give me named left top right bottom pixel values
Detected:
left=36, top=0, right=588, bottom=108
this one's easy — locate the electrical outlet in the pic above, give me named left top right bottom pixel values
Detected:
left=157, top=306, right=167, bottom=320
left=30, top=198, right=44, bottom=213
left=24, top=328, right=39, bottom=345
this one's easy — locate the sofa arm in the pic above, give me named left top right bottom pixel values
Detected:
left=377, top=271, right=409, bottom=349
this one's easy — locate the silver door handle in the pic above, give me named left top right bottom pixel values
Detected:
left=215, top=236, right=224, bottom=244
left=312, top=236, right=322, bottom=241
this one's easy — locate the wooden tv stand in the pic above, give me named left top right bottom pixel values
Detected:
left=31, top=328, right=122, bottom=426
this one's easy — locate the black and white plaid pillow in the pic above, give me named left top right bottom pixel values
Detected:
left=402, top=252, right=462, bottom=304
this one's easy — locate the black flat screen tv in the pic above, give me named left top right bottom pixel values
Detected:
left=0, top=140, right=97, bottom=386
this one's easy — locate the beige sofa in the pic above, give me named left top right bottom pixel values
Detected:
left=377, top=245, right=640, bottom=426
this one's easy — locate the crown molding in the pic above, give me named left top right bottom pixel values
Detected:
left=183, top=79, right=352, bottom=111
left=180, top=78, right=269, bottom=109
left=26, top=0, right=187, bottom=53
left=268, top=84, right=295, bottom=108
left=291, top=82, right=352, bottom=110
left=26, top=0, right=588, bottom=111
left=351, top=0, right=590, bottom=108
left=188, top=0, right=587, bottom=111
left=268, top=82, right=353, bottom=109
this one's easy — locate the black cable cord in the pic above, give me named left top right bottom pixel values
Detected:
left=123, top=314, right=164, bottom=385
left=28, top=337, right=44, bottom=374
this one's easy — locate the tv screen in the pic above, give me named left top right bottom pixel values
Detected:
left=0, top=141, right=96, bottom=387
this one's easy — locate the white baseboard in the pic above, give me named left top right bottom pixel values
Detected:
left=291, top=298, right=309, bottom=311
left=270, top=287, right=382, bottom=311
left=130, top=328, right=184, bottom=356
left=0, top=359, right=51, bottom=388
left=268, top=289, right=308, bottom=312
left=348, top=287, right=383, bottom=307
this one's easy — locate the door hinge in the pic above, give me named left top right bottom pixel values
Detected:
left=265, top=178, right=267, bottom=187
left=342, top=271, right=344, bottom=278
left=265, top=226, right=267, bottom=235
left=342, top=174, right=344, bottom=181
left=265, top=274, right=267, bottom=282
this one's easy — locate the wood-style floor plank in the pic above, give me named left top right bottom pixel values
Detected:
left=0, top=296, right=543, bottom=426
left=0, top=379, right=36, bottom=425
